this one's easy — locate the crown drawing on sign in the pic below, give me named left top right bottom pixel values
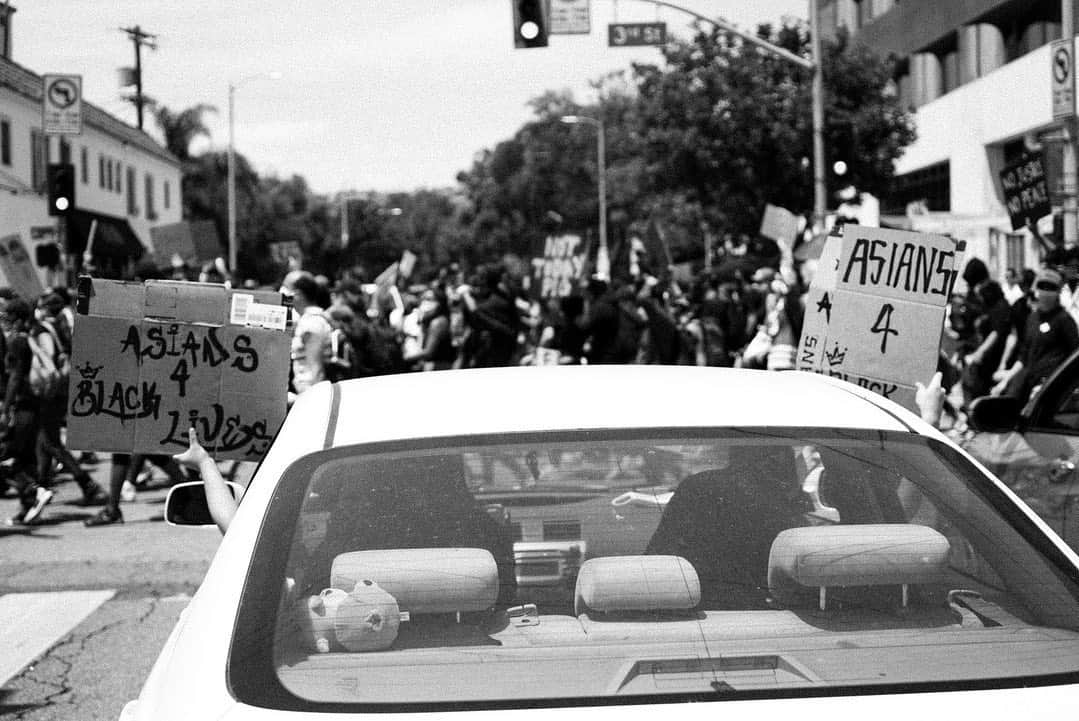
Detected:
left=77, top=362, right=103, bottom=380
left=826, top=344, right=847, bottom=367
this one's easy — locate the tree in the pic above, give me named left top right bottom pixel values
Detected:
left=153, top=103, right=217, bottom=163
left=632, top=22, right=915, bottom=236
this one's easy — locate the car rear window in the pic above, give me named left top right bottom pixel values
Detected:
left=229, top=427, right=1079, bottom=711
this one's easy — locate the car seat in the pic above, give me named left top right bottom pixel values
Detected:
left=645, top=444, right=806, bottom=609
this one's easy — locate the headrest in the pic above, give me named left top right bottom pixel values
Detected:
left=331, top=548, right=498, bottom=614
left=574, top=555, right=700, bottom=616
left=768, top=524, right=949, bottom=602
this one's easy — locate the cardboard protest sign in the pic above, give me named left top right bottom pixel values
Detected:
left=999, top=152, right=1051, bottom=231
left=67, top=278, right=291, bottom=461
left=151, top=221, right=224, bottom=266
left=0, top=234, right=44, bottom=300
left=530, top=234, right=586, bottom=299
left=796, top=225, right=963, bottom=412
left=759, top=204, right=800, bottom=248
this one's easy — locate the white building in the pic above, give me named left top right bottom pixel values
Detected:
left=821, top=0, right=1070, bottom=278
left=0, top=4, right=180, bottom=288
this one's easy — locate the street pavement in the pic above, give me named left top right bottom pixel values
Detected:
left=0, top=457, right=252, bottom=721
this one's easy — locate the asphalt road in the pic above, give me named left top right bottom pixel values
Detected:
left=0, top=457, right=251, bottom=721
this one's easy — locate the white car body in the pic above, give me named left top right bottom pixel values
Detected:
left=122, top=367, right=1079, bottom=720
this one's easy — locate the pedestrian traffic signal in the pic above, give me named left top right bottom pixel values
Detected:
left=513, top=0, right=548, bottom=48
left=35, top=243, right=61, bottom=269
left=47, top=163, right=75, bottom=216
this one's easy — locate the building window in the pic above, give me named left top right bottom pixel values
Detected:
left=164, top=180, right=170, bottom=209
left=127, top=166, right=138, bottom=215
left=145, top=173, right=156, bottom=220
left=30, top=129, right=46, bottom=192
left=0, top=118, right=10, bottom=166
left=59, top=138, right=71, bottom=164
left=99, top=154, right=105, bottom=188
left=80, top=146, right=88, bottom=183
left=882, top=161, right=951, bottom=215
left=115, top=162, right=122, bottom=195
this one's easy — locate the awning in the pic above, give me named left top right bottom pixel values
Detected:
left=67, top=209, right=145, bottom=260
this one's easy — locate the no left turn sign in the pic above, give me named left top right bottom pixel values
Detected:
left=42, top=74, right=83, bottom=135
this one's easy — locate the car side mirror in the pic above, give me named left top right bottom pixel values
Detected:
left=967, top=396, right=1022, bottom=433
left=164, top=480, right=244, bottom=527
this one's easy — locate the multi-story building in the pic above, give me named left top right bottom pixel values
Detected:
left=821, top=0, right=1072, bottom=277
left=0, top=4, right=180, bottom=287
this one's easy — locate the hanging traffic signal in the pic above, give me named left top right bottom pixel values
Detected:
left=513, top=0, right=548, bottom=48
left=47, top=163, right=75, bottom=216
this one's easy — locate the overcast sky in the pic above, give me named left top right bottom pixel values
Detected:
left=15, top=1, right=806, bottom=194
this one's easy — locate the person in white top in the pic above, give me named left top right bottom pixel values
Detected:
left=282, top=272, right=332, bottom=395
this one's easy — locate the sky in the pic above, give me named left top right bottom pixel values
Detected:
left=14, top=0, right=807, bottom=195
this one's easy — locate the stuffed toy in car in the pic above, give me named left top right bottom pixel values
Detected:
left=294, top=581, right=401, bottom=653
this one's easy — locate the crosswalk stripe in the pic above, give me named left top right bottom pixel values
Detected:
left=0, top=589, right=116, bottom=687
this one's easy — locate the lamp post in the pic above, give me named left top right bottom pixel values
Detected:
left=560, top=115, right=608, bottom=279
left=227, top=71, right=281, bottom=274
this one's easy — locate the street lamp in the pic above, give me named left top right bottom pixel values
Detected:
left=228, top=71, right=282, bottom=275
left=560, top=115, right=608, bottom=279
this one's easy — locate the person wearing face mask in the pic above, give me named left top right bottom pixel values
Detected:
left=404, top=287, right=456, bottom=372
left=992, top=268, right=1079, bottom=403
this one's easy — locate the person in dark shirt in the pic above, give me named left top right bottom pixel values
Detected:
left=2, top=298, right=49, bottom=525
left=577, top=276, right=623, bottom=364
left=992, top=269, right=1079, bottom=403
left=461, top=267, right=521, bottom=367
left=962, top=281, right=1011, bottom=403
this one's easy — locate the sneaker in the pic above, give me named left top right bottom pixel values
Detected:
left=120, top=480, right=137, bottom=503
left=7, top=507, right=27, bottom=526
left=84, top=507, right=123, bottom=527
left=23, top=487, right=54, bottom=524
left=134, top=469, right=154, bottom=488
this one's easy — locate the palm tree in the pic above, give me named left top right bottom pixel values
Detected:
left=154, top=103, right=217, bottom=162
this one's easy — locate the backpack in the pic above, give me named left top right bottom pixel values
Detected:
left=27, top=326, right=66, bottom=399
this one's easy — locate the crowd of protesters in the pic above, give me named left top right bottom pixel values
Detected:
left=4, top=227, right=1079, bottom=527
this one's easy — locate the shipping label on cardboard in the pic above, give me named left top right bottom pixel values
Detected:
left=67, top=279, right=290, bottom=460
left=796, top=225, right=963, bottom=413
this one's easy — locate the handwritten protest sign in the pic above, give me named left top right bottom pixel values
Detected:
left=530, top=234, right=586, bottom=299
left=0, top=234, right=44, bottom=300
left=797, top=225, right=963, bottom=412
left=999, top=152, right=1051, bottom=231
left=67, top=278, right=291, bottom=460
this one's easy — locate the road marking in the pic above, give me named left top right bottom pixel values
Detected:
left=0, top=589, right=115, bottom=687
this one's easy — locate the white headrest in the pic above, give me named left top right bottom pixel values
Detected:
left=768, top=524, right=949, bottom=603
left=331, top=548, right=498, bottom=614
left=574, top=555, right=700, bottom=616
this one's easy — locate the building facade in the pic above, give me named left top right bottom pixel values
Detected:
left=822, top=0, right=1074, bottom=279
left=0, top=5, right=180, bottom=288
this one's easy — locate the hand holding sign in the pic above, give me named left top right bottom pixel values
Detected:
left=915, top=371, right=945, bottom=427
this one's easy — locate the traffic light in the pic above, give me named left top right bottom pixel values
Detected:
left=512, top=0, right=548, bottom=48
left=47, top=163, right=75, bottom=216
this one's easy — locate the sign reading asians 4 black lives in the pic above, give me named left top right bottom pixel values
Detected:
left=797, top=225, right=964, bottom=413
left=67, top=278, right=292, bottom=461
left=531, top=234, right=586, bottom=299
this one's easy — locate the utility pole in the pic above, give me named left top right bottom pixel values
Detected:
left=1063, top=0, right=1078, bottom=246
left=810, top=0, right=827, bottom=230
left=119, top=25, right=157, bottom=130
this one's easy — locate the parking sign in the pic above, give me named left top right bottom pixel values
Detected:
left=1052, top=38, right=1074, bottom=120
left=42, top=74, right=83, bottom=135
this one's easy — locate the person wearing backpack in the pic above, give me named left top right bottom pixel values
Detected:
left=33, top=296, right=106, bottom=506
left=2, top=298, right=51, bottom=524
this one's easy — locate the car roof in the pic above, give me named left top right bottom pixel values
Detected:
left=322, top=366, right=914, bottom=447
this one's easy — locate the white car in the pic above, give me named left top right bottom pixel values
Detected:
left=123, top=366, right=1079, bottom=720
